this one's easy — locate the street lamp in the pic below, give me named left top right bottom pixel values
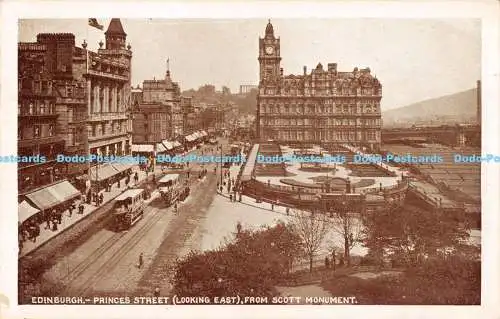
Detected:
left=220, top=144, right=223, bottom=186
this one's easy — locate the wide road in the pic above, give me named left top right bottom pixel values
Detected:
left=19, top=139, right=230, bottom=300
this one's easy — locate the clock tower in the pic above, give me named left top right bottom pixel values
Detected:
left=258, top=20, right=281, bottom=83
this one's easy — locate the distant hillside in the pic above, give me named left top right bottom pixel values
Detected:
left=182, top=84, right=257, bottom=115
left=382, top=88, right=478, bottom=127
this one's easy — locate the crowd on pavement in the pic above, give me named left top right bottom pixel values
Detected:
left=18, top=167, right=152, bottom=257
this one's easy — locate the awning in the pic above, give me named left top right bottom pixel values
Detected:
left=131, top=144, right=154, bottom=153
left=201, top=130, right=208, bottom=137
left=156, top=143, right=167, bottom=153
left=19, top=200, right=40, bottom=223
left=49, top=180, right=81, bottom=202
left=162, top=140, right=174, bottom=150
left=89, top=163, right=120, bottom=182
left=26, top=187, right=61, bottom=211
left=186, top=134, right=195, bottom=142
left=111, top=163, right=135, bottom=173
left=25, top=180, right=81, bottom=211
left=194, top=131, right=202, bottom=139
left=173, top=141, right=182, bottom=148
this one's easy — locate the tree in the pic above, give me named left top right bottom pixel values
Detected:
left=289, top=209, right=329, bottom=272
left=324, top=198, right=364, bottom=266
left=362, top=203, right=471, bottom=267
left=171, top=222, right=302, bottom=298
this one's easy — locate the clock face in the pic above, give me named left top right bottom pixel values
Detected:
left=265, top=46, right=274, bottom=55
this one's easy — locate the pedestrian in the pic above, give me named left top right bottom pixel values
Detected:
left=229, top=194, right=233, bottom=202
left=99, top=193, right=104, bottom=205
left=134, top=172, right=139, bottom=184
left=332, top=251, right=336, bottom=271
left=78, top=202, right=84, bottom=214
left=174, top=202, right=178, bottom=214
left=286, top=207, right=290, bottom=216
left=138, top=253, right=144, bottom=268
left=154, top=287, right=160, bottom=297
left=325, top=256, right=330, bottom=269
left=117, top=179, right=121, bottom=188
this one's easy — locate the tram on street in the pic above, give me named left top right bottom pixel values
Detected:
left=113, top=188, right=146, bottom=230
left=158, top=173, right=180, bottom=206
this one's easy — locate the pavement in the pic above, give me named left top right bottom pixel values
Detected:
left=19, top=167, right=152, bottom=258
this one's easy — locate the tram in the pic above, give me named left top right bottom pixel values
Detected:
left=158, top=174, right=180, bottom=206
left=113, top=188, right=146, bottom=230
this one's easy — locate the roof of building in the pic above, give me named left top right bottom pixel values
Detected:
left=265, top=19, right=274, bottom=36
left=106, top=18, right=126, bottom=36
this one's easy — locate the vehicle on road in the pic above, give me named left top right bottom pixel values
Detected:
left=178, top=186, right=190, bottom=201
left=113, top=188, right=146, bottom=230
left=158, top=174, right=180, bottom=206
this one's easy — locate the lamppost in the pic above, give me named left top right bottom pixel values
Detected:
left=220, top=144, right=223, bottom=186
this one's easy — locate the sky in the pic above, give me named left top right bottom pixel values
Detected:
left=18, top=18, right=481, bottom=111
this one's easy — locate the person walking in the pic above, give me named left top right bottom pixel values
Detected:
left=138, top=253, right=144, bottom=268
left=99, top=193, right=104, bottom=206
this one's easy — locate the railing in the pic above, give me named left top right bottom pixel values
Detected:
left=86, top=69, right=128, bottom=81
left=88, top=132, right=128, bottom=142
left=88, top=112, right=129, bottom=121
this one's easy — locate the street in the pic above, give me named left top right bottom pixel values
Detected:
left=19, top=140, right=227, bottom=300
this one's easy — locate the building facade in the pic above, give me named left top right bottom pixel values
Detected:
left=181, top=96, right=196, bottom=135
left=18, top=42, right=66, bottom=194
left=23, top=18, right=133, bottom=179
left=256, top=21, right=382, bottom=150
left=85, top=19, right=133, bottom=158
left=239, top=84, right=258, bottom=94
left=142, top=65, right=183, bottom=137
left=132, top=102, right=171, bottom=143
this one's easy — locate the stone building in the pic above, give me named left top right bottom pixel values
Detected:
left=256, top=21, right=383, bottom=150
left=181, top=96, right=196, bottom=135
left=20, top=19, right=133, bottom=180
left=18, top=42, right=66, bottom=194
left=142, top=64, right=183, bottom=137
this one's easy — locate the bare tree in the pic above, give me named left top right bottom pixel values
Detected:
left=329, top=208, right=363, bottom=266
left=289, top=209, right=329, bottom=272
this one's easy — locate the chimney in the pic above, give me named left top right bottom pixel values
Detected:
left=327, top=63, right=338, bottom=73
left=477, top=80, right=481, bottom=125
left=280, top=68, right=283, bottom=76
left=303, top=66, right=307, bottom=75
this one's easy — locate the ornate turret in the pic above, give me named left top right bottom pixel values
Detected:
left=105, top=18, right=127, bottom=50
left=265, top=19, right=274, bottom=38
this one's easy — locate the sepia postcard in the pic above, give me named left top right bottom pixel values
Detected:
left=1, top=1, right=499, bottom=319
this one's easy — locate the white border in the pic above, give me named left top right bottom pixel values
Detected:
left=1, top=1, right=499, bottom=319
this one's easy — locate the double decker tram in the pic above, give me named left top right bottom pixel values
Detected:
left=113, top=188, right=146, bottom=230
left=158, top=174, right=180, bottom=206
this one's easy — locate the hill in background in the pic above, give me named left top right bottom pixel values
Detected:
left=382, top=88, right=478, bottom=127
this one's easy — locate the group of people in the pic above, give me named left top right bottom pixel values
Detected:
left=19, top=170, right=142, bottom=253
left=19, top=199, right=84, bottom=250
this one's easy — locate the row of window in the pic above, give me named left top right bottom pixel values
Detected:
left=18, top=100, right=56, bottom=116
left=90, top=85, right=123, bottom=113
left=90, top=121, right=126, bottom=137
left=261, top=118, right=381, bottom=126
left=260, top=104, right=379, bottom=114
left=262, top=87, right=379, bottom=96
left=19, top=79, right=53, bottom=94
left=267, top=130, right=379, bottom=141
left=19, top=123, right=54, bottom=140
